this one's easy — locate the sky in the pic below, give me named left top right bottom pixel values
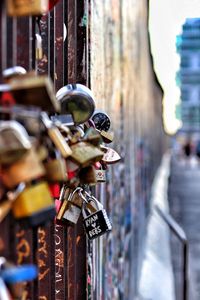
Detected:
left=149, top=0, right=200, bottom=135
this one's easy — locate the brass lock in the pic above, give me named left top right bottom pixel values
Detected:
left=12, top=181, right=55, bottom=226
left=70, top=141, right=104, bottom=168
left=1, top=148, right=45, bottom=189
left=6, top=0, right=48, bottom=17
left=41, top=112, right=72, bottom=158
left=56, top=187, right=72, bottom=220
left=9, top=73, right=60, bottom=113
left=79, top=165, right=97, bottom=185
left=83, top=127, right=102, bottom=146
left=99, top=130, right=114, bottom=144
left=0, top=121, right=31, bottom=166
left=35, top=33, right=43, bottom=60
left=44, top=149, right=68, bottom=183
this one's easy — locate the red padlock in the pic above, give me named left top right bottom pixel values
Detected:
left=49, top=183, right=60, bottom=198
left=49, top=0, right=60, bottom=10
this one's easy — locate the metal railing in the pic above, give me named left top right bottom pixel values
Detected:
left=155, top=205, right=188, bottom=300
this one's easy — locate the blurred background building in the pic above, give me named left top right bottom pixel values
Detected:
left=176, top=18, right=200, bottom=132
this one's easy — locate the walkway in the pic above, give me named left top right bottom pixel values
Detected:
left=169, top=156, right=200, bottom=300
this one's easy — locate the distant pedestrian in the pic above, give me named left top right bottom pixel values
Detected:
left=183, top=141, right=191, bottom=158
left=196, top=140, right=200, bottom=160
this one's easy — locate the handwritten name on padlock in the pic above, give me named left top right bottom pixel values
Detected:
left=84, top=213, right=102, bottom=238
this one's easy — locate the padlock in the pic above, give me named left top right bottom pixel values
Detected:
left=9, top=73, right=60, bottom=113
left=79, top=165, right=97, bottom=185
left=6, top=0, right=48, bottom=17
left=61, top=188, right=83, bottom=224
left=1, top=147, right=45, bottom=189
left=0, top=121, right=32, bottom=166
left=83, top=127, right=102, bottom=146
left=2, top=66, right=27, bottom=83
left=56, top=187, right=72, bottom=221
left=49, top=0, right=60, bottom=10
left=95, top=163, right=106, bottom=183
left=49, top=183, right=60, bottom=198
left=0, top=183, right=25, bottom=223
left=99, top=130, right=114, bottom=144
left=100, top=146, right=121, bottom=164
left=44, top=158, right=67, bottom=182
left=56, top=84, right=95, bottom=124
left=11, top=181, right=55, bottom=227
left=70, top=141, right=104, bottom=168
left=82, top=194, right=112, bottom=240
left=35, top=33, right=43, bottom=60
left=43, top=147, right=68, bottom=183
left=41, top=112, right=72, bottom=158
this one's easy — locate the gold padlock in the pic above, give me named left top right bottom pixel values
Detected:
left=99, top=130, right=114, bottom=144
left=70, top=142, right=104, bottom=168
left=56, top=188, right=72, bottom=220
left=9, top=73, right=60, bottom=113
left=83, top=127, right=102, bottom=146
left=44, top=158, right=68, bottom=182
left=6, top=0, right=48, bottom=17
left=12, top=181, right=55, bottom=226
left=1, top=148, right=45, bottom=189
left=41, top=112, right=72, bottom=158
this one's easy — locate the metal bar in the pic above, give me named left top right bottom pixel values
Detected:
left=155, top=205, right=188, bottom=300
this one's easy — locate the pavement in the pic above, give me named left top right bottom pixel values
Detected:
left=169, top=155, right=200, bottom=300
left=138, top=152, right=175, bottom=300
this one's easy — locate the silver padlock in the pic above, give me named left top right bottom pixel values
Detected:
left=62, top=187, right=83, bottom=224
left=82, top=192, right=112, bottom=239
left=95, top=164, right=106, bottom=182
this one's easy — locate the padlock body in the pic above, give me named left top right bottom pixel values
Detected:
left=79, top=166, right=97, bottom=184
left=95, top=169, right=106, bottom=182
left=47, top=127, right=72, bottom=158
left=7, top=0, right=48, bottom=16
left=44, top=158, right=67, bottom=182
left=70, top=142, right=104, bottom=167
left=1, top=148, right=45, bottom=188
left=62, top=203, right=81, bottom=224
left=12, top=182, right=55, bottom=226
left=83, top=210, right=112, bottom=240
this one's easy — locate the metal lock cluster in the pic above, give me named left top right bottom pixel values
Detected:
left=0, top=67, right=121, bottom=237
